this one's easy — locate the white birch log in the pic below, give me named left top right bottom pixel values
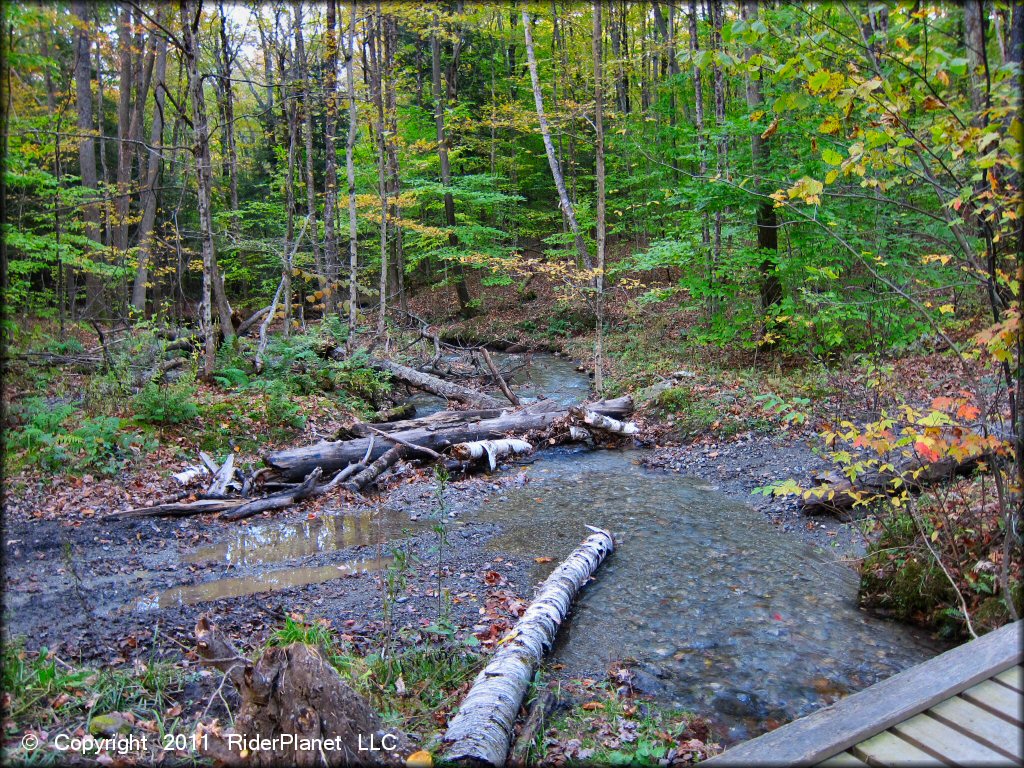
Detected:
left=172, top=465, right=209, bottom=485
left=568, top=426, right=592, bottom=442
left=442, top=526, right=615, bottom=766
left=572, top=407, right=639, bottom=435
left=450, top=438, right=533, bottom=470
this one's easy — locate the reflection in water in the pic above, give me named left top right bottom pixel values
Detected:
left=478, top=448, right=944, bottom=743
left=499, top=351, right=591, bottom=406
left=187, top=508, right=418, bottom=567
left=136, top=556, right=391, bottom=610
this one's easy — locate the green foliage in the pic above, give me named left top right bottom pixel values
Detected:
left=270, top=616, right=337, bottom=650
left=133, top=374, right=200, bottom=425
left=651, top=386, right=719, bottom=438
left=1, top=638, right=195, bottom=763
left=5, top=397, right=152, bottom=476
left=252, top=379, right=306, bottom=430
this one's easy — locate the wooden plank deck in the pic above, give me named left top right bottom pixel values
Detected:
left=706, top=619, right=1023, bottom=766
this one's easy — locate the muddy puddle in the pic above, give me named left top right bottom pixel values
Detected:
left=133, top=508, right=421, bottom=612
left=136, top=556, right=392, bottom=611
left=185, top=507, right=419, bottom=567
left=476, top=447, right=945, bottom=742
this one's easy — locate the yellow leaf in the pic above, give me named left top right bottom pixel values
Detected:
left=406, top=750, right=433, bottom=768
left=939, top=304, right=954, bottom=314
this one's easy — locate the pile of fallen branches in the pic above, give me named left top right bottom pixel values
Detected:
left=108, top=394, right=638, bottom=523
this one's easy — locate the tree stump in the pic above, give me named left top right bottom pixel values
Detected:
left=194, top=615, right=411, bottom=766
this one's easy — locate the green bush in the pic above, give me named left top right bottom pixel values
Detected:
left=5, top=397, right=152, bottom=475
left=133, top=375, right=199, bottom=425
left=212, top=367, right=250, bottom=389
left=253, top=379, right=306, bottom=429
left=330, top=351, right=392, bottom=410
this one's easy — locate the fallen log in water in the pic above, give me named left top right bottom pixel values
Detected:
left=265, top=396, right=633, bottom=481
left=193, top=614, right=410, bottom=766
left=442, top=526, right=615, bottom=766
left=451, top=438, right=533, bottom=470
left=350, top=408, right=505, bottom=436
left=800, top=452, right=982, bottom=518
left=373, top=359, right=505, bottom=409
left=572, top=407, right=639, bottom=436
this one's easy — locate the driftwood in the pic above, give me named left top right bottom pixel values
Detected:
left=266, top=396, right=634, bottom=481
left=800, top=452, right=982, bottom=518
left=173, top=465, right=209, bottom=485
left=443, top=527, right=615, bottom=766
left=193, top=614, right=410, bottom=766
left=481, top=348, right=520, bottom=407
left=451, top=439, right=533, bottom=470
left=373, top=359, right=505, bottom=409
left=571, top=407, right=639, bottom=436
left=104, top=498, right=245, bottom=521
left=207, top=454, right=236, bottom=496
left=345, top=446, right=406, bottom=493
left=221, top=467, right=323, bottom=521
left=363, top=425, right=444, bottom=460
left=351, top=408, right=506, bottom=436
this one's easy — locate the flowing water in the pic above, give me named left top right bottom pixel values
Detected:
left=135, top=352, right=943, bottom=742
left=476, top=448, right=943, bottom=741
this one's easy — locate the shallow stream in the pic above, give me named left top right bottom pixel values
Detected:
left=145, top=351, right=942, bottom=741
left=477, top=447, right=943, bottom=741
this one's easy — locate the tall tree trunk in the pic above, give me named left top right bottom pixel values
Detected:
left=964, top=1, right=988, bottom=116
left=277, top=7, right=298, bottom=339
left=710, top=0, right=726, bottom=317
left=593, top=1, right=606, bottom=395
left=114, top=4, right=134, bottom=255
left=72, top=0, right=101, bottom=307
left=181, top=0, right=220, bottom=376
left=521, top=10, right=593, bottom=271
left=131, top=28, right=168, bottom=313
left=345, top=0, right=360, bottom=349
left=95, top=17, right=113, bottom=252
left=689, top=0, right=709, bottom=249
left=295, top=2, right=325, bottom=294
left=431, top=13, right=474, bottom=315
left=217, top=1, right=240, bottom=241
left=323, top=0, right=341, bottom=314
left=369, top=4, right=389, bottom=339
left=384, top=14, right=406, bottom=313
left=742, top=1, right=781, bottom=316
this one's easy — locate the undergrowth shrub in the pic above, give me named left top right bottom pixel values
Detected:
left=133, top=372, right=200, bottom=425
left=5, top=397, right=152, bottom=475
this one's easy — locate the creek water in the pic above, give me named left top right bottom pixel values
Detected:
left=143, top=351, right=942, bottom=742
left=476, top=447, right=943, bottom=742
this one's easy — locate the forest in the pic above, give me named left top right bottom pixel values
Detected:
left=1, top=1, right=1022, bottom=766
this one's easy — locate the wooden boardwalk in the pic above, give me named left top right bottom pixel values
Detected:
left=707, top=619, right=1023, bottom=766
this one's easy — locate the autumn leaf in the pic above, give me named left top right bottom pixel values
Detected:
left=406, top=750, right=433, bottom=768
left=760, top=117, right=779, bottom=140
left=581, top=702, right=603, bottom=711
left=534, top=557, right=553, bottom=563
